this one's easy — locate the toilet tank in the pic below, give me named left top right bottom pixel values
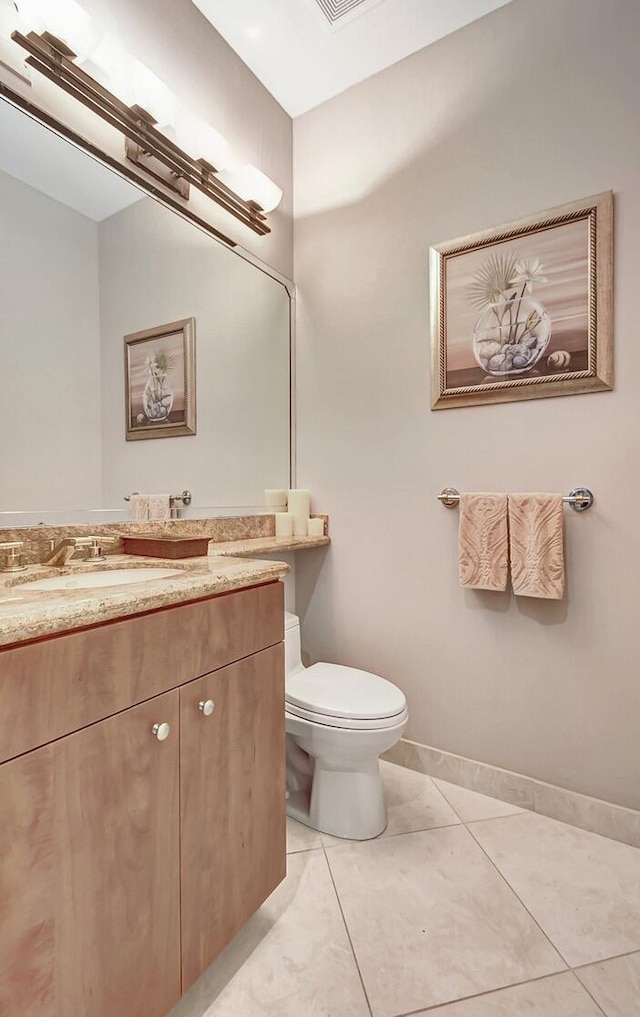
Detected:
left=284, top=612, right=303, bottom=677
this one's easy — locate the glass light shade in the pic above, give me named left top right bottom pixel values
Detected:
left=80, top=36, right=135, bottom=105
left=14, top=0, right=46, bottom=33
left=16, top=0, right=102, bottom=60
left=174, top=115, right=233, bottom=172
left=221, top=164, right=283, bottom=212
left=129, top=62, right=178, bottom=128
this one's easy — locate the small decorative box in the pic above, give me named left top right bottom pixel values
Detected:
left=121, top=534, right=210, bottom=559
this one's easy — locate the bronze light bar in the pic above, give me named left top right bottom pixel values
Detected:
left=11, top=29, right=271, bottom=236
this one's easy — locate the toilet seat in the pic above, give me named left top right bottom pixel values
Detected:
left=285, top=662, right=407, bottom=731
left=286, top=701, right=409, bottom=731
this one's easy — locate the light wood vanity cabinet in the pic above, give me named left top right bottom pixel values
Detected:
left=0, top=692, right=182, bottom=1017
left=180, top=644, right=285, bottom=990
left=0, top=582, right=285, bottom=1017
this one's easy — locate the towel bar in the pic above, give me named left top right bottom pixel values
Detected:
left=124, top=490, right=192, bottom=506
left=438, top=487, right=593, bottom=512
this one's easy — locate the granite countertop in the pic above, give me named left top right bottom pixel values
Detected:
left=0, top=532, right=331, bottom=649
left=0, top=554, right=288, bottom=649
left=207, top=534, right=329, bottom=556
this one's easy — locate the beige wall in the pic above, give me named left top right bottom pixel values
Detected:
left=79, top=0, right=293, bottom=277
left=294, top=0, right=640, bottom=809
left=0, top=169, right=102, bottom=512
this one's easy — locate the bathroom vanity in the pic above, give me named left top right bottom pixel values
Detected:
left=0, top=577, right=285, bottom=1017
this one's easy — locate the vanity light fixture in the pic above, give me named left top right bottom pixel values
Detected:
left=11, top=3, right=283, bottom=233
left=14, top=0, right=103, bottom=61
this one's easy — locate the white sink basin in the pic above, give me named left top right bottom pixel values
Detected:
left=20, top=568, right=185, bottom=592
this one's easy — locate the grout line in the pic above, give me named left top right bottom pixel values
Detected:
left=573, top=945, right=640, bottom=971
left=571, top=973, right=610, bottom=1017
left=569, top=943, right=638, bottom=1016
left=386, top=969, right=605, bottom=1016
left=465, top=814, right=640, bottom=1006
left=463, top=810, right=533, bottom=828
left=425, top=774, right=529, bottom=827
left=427, top=776, right=467, bottom=824
left=322, top=841, right=375, bottom=1017
left=464, top=821, right=573, bottom=971
left=320, top=819, right=463, bottom=850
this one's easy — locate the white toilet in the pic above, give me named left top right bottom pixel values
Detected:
left=285, top=612, right=408, bottom=840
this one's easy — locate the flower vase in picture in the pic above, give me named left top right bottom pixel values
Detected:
left=142, top=351, right=174, bottom=422
left=471, top=255, right=551, bottom=377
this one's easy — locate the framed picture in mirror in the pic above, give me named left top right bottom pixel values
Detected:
left=430, top=191, right=613, bottom=409
left=124, top=317, right=196, bottom=439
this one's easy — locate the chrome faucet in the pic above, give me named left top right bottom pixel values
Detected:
left=42, top=536, right=111, bottom=566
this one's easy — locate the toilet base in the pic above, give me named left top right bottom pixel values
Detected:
left=286, top=788, right=314, bottom=828
left=312, top=758, right=387, bottom=840
left=286, top=762, right=387, bottom=841
left=285, top=713, right=407, bottom=840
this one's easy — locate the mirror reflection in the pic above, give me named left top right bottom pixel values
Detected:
left=0, top=97, right=291, bottom=523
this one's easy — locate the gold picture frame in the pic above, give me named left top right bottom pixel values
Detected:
left=430, top=192, right=613, bottom=409
left=124, top=317, right=196, bottom=439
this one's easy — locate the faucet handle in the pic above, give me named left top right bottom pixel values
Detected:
left=74, top=535, right=115, bottom=547
left=0, top=541, right=26, bottom=573
left=74, top=536, right=114, bottom=562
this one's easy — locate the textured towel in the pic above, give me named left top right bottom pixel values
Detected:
left=148, top=494, right=172, bottom=521
left=129, top=494, right=149, bottom=521
left=459, top=493, right=509, bottom=591
left=508, top=493, right=564, bottom=599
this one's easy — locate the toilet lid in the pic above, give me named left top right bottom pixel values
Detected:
left=285, top=662, right=407, bottom=722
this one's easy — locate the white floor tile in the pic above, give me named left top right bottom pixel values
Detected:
left=286, top=817, right=322, bottom=853
left=576, top=950, right=640, bottom=1016
left=433, top=777, right=525, bottom=823
left=413, top=972, right=603, bottom=1016
left=172, top=766, right=640, bottom=1017
left=326, top=825, right=565, bottom=1017
left=171, top=850, right=370, bottom=1017
left=471, top=812, right=640, bottom=967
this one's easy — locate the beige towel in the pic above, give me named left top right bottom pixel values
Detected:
left=508, top=493, right=564, bottom=599
left=459, top=493, right=509, bottom=591
left=148, top=494, right=172, bottom=521
left=129, top=494, right=149, bottom=521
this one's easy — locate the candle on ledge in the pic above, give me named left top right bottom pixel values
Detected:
left=288, top=489, right=311, bottom=537
left=275, top=512, right=294, bottom=538
left=307, top=517, right=325, bottom=537
left=264, top=489, right=287, bottom=508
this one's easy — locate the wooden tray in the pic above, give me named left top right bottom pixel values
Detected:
left=121, top=534, right=210, bottom=559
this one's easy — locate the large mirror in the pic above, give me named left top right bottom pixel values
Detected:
left=0, top=96, right=291, bottom=525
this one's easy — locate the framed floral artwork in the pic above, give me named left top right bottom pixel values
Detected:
left=430, top=192, right=613, bottom=409
left=124, top=317, right=196, bottom=439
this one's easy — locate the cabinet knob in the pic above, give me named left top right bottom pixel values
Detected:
left=198, top=699, right=215, bottom=717
left=152, top=722, right=171, bottom=741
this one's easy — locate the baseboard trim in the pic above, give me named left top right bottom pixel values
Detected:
left=383, top=738, right=640, bottom=848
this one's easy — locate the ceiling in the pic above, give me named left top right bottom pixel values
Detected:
left=0, top=96, right=143, bottom=221
left=192, top=0, right=514, bottom=117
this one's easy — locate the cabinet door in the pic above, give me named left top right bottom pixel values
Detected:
left=0, top=691, right=181, bottom=1017
left=180, top=643, right=286, bottom=990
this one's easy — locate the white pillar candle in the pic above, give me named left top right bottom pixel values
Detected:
left=288, top=489, right=311, bottom=537
left=275, top=512, right=294, bottom=538
left=264, top=488, right=287, bottom=508
left=307, top=517, right=325, bottom=537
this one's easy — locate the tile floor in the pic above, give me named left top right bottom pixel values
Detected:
left=171, top=762, right=640, bottom=1017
